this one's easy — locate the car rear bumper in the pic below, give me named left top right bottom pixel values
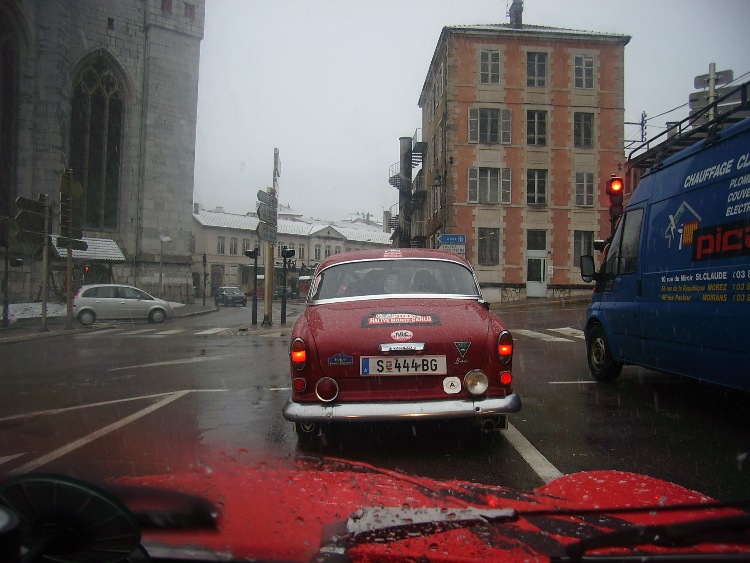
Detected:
left=282, top=393, right=521, bottom=422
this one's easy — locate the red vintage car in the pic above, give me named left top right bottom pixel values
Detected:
left=282, top=248, right=521, bottom=441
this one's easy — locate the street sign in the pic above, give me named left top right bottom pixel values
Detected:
left=15, top=196, right=46, bottom=244
left=694, top=69, right=733, bottom=89
left=439, top=243, right=465, bottom=255
left=57, top=237, right=88, bottom=251
left=437, top=233, right=466, bottom=245
left=256, top=221, right=277, bottom=243
left=257, top=201, right=278, bottom=226
left=257, top=190, right=278, bottom=208
left=689, top=86, right=743, bottom=110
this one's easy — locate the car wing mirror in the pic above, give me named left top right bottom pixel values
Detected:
left=580, top=255, right=598, bottom=283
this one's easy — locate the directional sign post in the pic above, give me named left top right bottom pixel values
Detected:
left=437, top=234, right=466, bottom=256
left=256, top=221, right=277, bottom=243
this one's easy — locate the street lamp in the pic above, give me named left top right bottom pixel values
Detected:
left=159, top=235, right=172, bottom=298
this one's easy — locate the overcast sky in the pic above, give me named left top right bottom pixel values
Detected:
left=192, top=0, right=750, bottom=222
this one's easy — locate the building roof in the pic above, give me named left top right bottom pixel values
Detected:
left=50, top=236, right=127, bottom=262
left=193, top=207, right=393, bottom=245
left=419, top=22, right=631, bottom=104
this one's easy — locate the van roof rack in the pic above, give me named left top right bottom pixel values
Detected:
left=627, top=80, right=750, bottom=173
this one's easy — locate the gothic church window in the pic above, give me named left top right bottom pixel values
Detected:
left=69, top=52, right=124, bottom=230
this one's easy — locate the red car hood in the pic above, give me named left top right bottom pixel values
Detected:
left=111, top=456, right=747, bottom=561
left=303, top=298, right=495, bottom=375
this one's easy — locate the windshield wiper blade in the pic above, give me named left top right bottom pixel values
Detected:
left=559, top=514, right=750, bottom=561
left=318, top=506, right=518, bottom=558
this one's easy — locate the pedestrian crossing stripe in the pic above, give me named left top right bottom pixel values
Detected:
left=512, top=329, right=573, bottom=342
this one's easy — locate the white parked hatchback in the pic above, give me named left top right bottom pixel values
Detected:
left=73, top=284, right=174, bottom=325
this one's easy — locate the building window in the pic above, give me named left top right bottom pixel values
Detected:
left=299, top=244, right=305, bottom=261
left=527, top=170, right=547, bottom=205
left=527, top=52, right=546, bottom=87
left=478, top=228, right=500, bottom=266
left=184, top=2, right=195, bottom=20
left=574, top=55, right=594, bottom=89
left=334, top=246, right=341, bottom=254
left=469, top=108, right=511, bottom=144
left=468, top=168, right=511, bottom=205
left=217, top=236, right=225, bottom=254
left=575, top=172, right=595, bottom=207
left=479, top=50, right=500, bottom=84
left=526, top=110, right=547, bottom=146
left=69, top=52, right=124, bottom=230
left=574, top=112, right=594, bottom=148
left=324, top=245, right=332, bottom=258
left=229, top=237, right=238, bottom=255
left=314, top=244, right=321, bottom=261
left=228, top=265, right=237, bottom=285
left=242, top=238, right=251, bottom=253
left=1, top=20, right=17, bottom=246
left=254, top=242, right=262, bottom=257
left=574, top=231, right=594, bottom=265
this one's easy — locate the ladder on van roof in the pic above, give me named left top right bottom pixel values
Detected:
left=627, top=80, right=750, bottom=174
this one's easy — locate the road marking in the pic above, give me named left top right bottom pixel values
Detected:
left=0, top=453, right=25, bottom=466
left=108, top=355, right=226, bottom=372
left=0, top=390, right=228, bottom=422
left=6, top=390, right=228, bottom=475
left=125, top=328, right=157, bottom=335
left=549, top=327, right=585, bottom=339
left=195, top=327, right=230, bottom=335
left=269, top=387, right=291, bottom=391
left=9, top=390, right=191, bottom=475
left=504, top=423, right=564, bottom=483
left=512, top=329, right=572, bottom=342
left=153, top=329, right=185, bottom=335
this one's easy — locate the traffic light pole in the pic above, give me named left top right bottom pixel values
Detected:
left=40, top=194, right=49, bottom=333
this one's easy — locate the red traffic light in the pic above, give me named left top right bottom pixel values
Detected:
left=606, top=176, right=624, bottom=195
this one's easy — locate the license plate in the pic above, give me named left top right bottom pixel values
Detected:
left=360, top=356, right=447, bottom=375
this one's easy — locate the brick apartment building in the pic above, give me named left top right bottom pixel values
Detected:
left=411, top=2, right=630, bottom=300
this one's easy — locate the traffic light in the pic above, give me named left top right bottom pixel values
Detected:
left=281, top=247, right=295, bottom=259
left=244, top=249, right=258, bottom=259
left=15, top=196, right=46, bottom=244
left=606, top=175, right=624, bottom=220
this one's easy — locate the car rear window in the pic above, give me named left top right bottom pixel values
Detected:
left=312, top=259, right=479, bottom=300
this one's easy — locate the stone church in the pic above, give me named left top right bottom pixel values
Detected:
left=1, top=0, right=204, bottom=303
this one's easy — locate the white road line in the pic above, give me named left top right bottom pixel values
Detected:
left=124, top=328, right=157, bottom=335
left=549, top=327, right=585, bottom=339
left=269, top=387, right=291, bottom=391
left=195, top=327, right=230, bottom=335
left=512, top=329, right=572, bottom=342
left=0, top=453, right=26, bottom=466
left=0, top=390, right=228, bottom=422
left=9, top=391, right=191, bottom=475
left=504, top=423, right=564, bottom=483
left=108, top=355, right=226, bottom=372
left=153, top=329, right=185, bottom=335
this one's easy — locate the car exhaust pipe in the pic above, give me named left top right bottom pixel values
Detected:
left=480, top=416, right=508, bottom=432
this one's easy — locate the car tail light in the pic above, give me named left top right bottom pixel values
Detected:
left=497, top=331, right=513, bottom=364
left=315, top=377, right=339, bottom=402
left=292, top=378, right=307, bottom=392
left=290, top=338, right=306, bottom=370
left=464, top=370, right=489, bottom=395
left=499, top=371, right=512, bottom=385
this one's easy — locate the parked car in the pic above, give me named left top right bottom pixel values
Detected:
left=215, top=286, right=247, bottom=307
left=282, top=248, right=521, bottom=441
left=73, top=284, right=174, bottom=325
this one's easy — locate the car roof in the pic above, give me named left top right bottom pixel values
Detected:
left=316, top=248, right=472, bottom=271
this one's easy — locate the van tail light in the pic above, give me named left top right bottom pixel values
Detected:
left=290, top=338, right=307, bottom=370
left=497, top=331, right=513, bottom=364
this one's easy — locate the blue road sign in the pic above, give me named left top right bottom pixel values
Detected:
left=438, top=234, right=466, bottom=245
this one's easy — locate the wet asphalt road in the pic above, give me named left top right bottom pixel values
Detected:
left=1, top=301, right=748, bottom=501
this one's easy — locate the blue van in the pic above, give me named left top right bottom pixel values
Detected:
left=581, top=99, right=750, bottom=392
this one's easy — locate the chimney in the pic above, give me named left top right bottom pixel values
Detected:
left=509, top=0, right=523, bottom=28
